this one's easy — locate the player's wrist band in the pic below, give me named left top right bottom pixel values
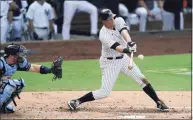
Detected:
left=123, top=48, right=130, bottom=53
left=40, top=66, right=52, bottom=74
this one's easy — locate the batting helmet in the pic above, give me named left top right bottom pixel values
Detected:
left=99, top=8, right=115, bottom=20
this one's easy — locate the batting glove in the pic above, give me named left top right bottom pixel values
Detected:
left=127, top=42, right=137, bottom=52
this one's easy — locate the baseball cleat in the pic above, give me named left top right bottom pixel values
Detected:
left=67, top=100, right=80, bottom=111
left=157, top=100, right=169, bottom=112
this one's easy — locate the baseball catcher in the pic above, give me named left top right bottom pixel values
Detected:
left=0, top=43, right=63, bottom=113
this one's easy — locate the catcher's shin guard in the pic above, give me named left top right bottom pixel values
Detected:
left=0, top=78, right=25, bottom=113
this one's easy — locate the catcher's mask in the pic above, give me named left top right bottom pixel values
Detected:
left=4, top=44, right=28, bottom=64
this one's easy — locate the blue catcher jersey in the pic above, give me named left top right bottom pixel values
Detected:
left=0, top=57, right=31, bottom=77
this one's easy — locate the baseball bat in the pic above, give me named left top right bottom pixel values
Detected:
left=128, top=51, right=134, bottom=70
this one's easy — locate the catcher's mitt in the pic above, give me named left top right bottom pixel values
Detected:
left=51, top=56, right=63, bottom=81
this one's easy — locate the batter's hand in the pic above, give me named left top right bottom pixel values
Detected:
left=127, top=42, right=137, bottom=52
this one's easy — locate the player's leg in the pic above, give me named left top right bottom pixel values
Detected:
left=162, top=10, right=175, bottom=31
left=39, top=29, right=49, bottom=40
left=0, top=78, right=25, bottom=113
left=62, top=1, right=77, bottom=40
left=121, top=55, right=169, bottom=111
left=13, top=19, right=22, bottom=41
left=0, top=18, right=9, bottom=43
left=180, top=12, right=184, bottom=30
left=54, top=23, right=58, bottom=34
left=33, top=27, right=49, bottom=40
left=78, top=1, right=98, bottom=37
left=34, top=28, right=43, bottom=40
left=67, top=60, right=122, bottom=111
left=135, top=7, right=148, bottom=32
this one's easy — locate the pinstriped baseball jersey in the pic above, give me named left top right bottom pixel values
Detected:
left=99, top=17, right=130, bottom=58
left=92, top=16, right=146, bottom=100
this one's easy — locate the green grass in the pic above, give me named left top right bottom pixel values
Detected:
left=13, top=54, right=191, bottom=91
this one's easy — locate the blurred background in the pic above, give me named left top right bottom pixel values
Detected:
left=0, top=0, right=192, bottom=42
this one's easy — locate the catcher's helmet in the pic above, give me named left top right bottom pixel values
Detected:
left=99, top=8, right=115, bottom=20
left=4, top=44, right=27, bottom=56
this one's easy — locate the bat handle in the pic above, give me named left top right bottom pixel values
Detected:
left=128, top=51, right=134, bottom=70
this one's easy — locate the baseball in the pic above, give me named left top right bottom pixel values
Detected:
left=138, top=54, right=144, bottom=60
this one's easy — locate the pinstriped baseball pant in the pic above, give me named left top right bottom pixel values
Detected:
left=92, top=54, right=146, bottom=100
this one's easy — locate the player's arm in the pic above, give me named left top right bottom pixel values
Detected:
left=18, top=57, right=63, bottom=80
left=26, top=5, right=34, bottom=33
left=114, top=17, right=132, bottom=42
left=28, top=64, right=51, bottom=74
left=28, top=19, right=34, bottom=33
left=8, top=1, right=19, bottom=24
left=8, top=10, right=13, bottom=24
left=48, top=5, right=55, bottom=33
left=113, top=17, right=136, bottom=53
left=107, top=39, right=135, bottom=54
left=17, top=57, right=51, bottom=74
left=121, top=29, right=132, bottom=42
left=111, top=43, right=133, bottom=54
left=49, top=20, right=54, bottom=33
left=9, top=1, right=19, bottom=11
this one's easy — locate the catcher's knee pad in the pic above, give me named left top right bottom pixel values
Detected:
left=12, top=78, right=25, bottom=94
left=0, top=78, right=25, bottom=109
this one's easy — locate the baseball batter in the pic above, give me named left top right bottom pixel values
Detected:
left=0, top=44, right=63, bottom=113
left=68, top=8, right=169, bottom=112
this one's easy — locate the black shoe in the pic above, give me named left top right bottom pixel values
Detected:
left=67, top=100, right=80, bottom=111
left=157, top=100, right=169, bottom=112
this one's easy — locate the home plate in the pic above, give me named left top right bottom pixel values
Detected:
left=118, top=115, right=146, bottom=119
